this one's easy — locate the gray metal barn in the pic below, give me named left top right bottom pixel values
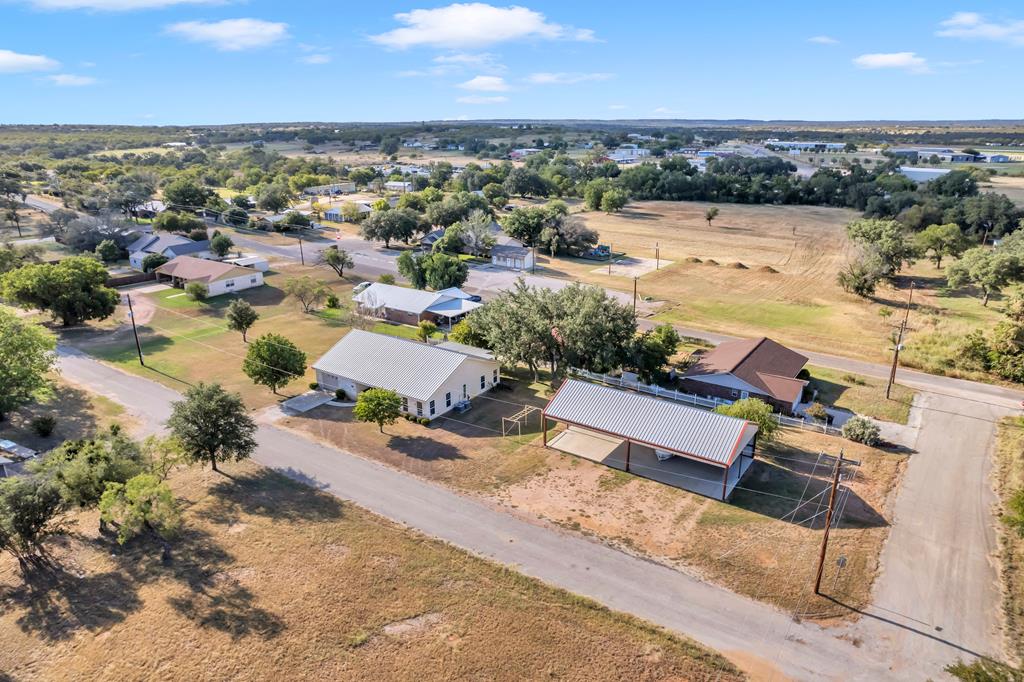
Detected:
left=542, top=379, right=759, bottom=501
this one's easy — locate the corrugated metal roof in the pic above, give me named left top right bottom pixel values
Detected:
left=312, top=330, right=493, bottom=401
left=544, top=379, right=756, bottom=466
left=353, top=283, right=445, bottom=314
left=436, top=341, right=494, bottom=360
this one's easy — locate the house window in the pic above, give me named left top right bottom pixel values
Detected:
left=401, top=397, right=408, bottom=412
left=445, top=392, right=451, bottom=408
left=250, top=277, right=257, bottom=284
left=429, top=400, right=436, bottom=416
left=730, top=389, right=739, bottom=398
left=225, top=280, right=234, bottom=287
left=740, top=390, right=749, bottom=399
left=492, top=369, right=498, bottom=384
left=480, top=375, right=485, bottom=389
left=416, top=401, right=423, bottom=416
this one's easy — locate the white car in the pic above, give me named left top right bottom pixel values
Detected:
left=352, top=281, right=371, bottom=294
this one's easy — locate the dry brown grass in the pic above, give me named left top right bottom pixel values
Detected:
left=286, top=378, right=905, bottom=620
left=0, top=462, right=742, bottom=681
left=994, top=416, right=1024, bottom=661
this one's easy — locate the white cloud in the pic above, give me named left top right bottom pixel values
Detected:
left=608, top=104, right=627, bottom=110
left=165, top=18, right=289, bottom=51
left=936, top=12, right=1024, bottom=45
left=370, top=3, right=596, bottom=49
left=0, top=48, right=59, bottom=73
left=434, top=52, right=505, bottom=71
left=47, top=73, right=96, bottom=86
left=27, top=0, right=219, bottom=9
left=300, top=54, right=331, bottom=64
left=853, top=51, right=930, bottom=73
left=807, top=35, right=838, bottom=45
left=456, top=94, right=507, bottom=104
left=458, top=75, right=508, bottom=91
left=526, top=71, right=612, bottom=84
left=653, top=106, right=680, bottom=115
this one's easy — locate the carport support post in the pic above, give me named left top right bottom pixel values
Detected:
left=542, top=411, right=548, bottom=446
left=625, top=440, right=631, bottom=472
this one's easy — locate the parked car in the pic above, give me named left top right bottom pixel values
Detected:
left=353, top=281, right=371, bottom=294
left=467, top=294, right=482, bottom=302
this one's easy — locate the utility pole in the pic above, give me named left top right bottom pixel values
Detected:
left=655, top=242, right=660, bottom=270
left=886, top=281, right=914, bottom=399
left=814, top=450, right=844, bottom=595
left=633, top=277, right=638, bottom=314
left=297, top=233, right=305, bottom=266
left=125, top=294, right=144, bottom=367
left=608, top=242, right=613, bottom=275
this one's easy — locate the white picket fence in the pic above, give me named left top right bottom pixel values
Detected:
left=568, top=368, right=843, bottom=437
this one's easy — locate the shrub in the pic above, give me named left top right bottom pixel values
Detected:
left=184, top=282, right=208, bottom=301
left=334, top=389, right=346, bottom=401
left=30, top=415, right=56, bottom=437
left=796, top=368, right=811, bottom=380
left=378, top=274, right=396, bottom=285
left=309, top=382, right=319, bottom=390
left=418, top=417, right=430, bottom=426
left=805, top=402, right=829, bottom=421
left=326, top=293, right=340, bottom=309
left=842, top=416, right=881, bottom=446
left=841, top=373, right=866, bottom=386
left=141, top=253, right=169, bottom=273
left=188, top=228, right=208, bottom=241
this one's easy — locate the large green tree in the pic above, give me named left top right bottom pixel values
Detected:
left=0, top=475, right=65, bottom=563
left=319, top=246, right=354, bottom=277
left=845, top=219, right=915, bottom=275
left=226, top=299, right=259, bottom=342
left=99, top=473, right=180, bottom=544
left=167, top=382, right=258, bottom=473
left=916, top=223, right=967, bottom=269
left=1, top=256, right=119, bottom=326
left=360, top=207, right=420, bottom=247
left=947, top=247, right=1022, bottom=306
left=422, top=252, right=469, bottom=290
left=283, top=275, right=331, bottom=313
left=714, top=398, right=779, bottom=442
left=0, top=309, right=56, bottom=422
left=353, top=388, right=402, bottom=432
left=162, top=177, right=214, bottom=210
left=397, top=250, right=427, bottom=289
left=31, top=427, right=145, bottom=509
left=152, top=211, right=205, bottom=234
left=242, top=333, right=307, bottom=394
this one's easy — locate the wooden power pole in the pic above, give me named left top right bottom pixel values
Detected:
left=125, top=294, right=145, bottom=367
left=814, top=450, right=844, bottom=595
left=886, top=282, right=914, bottom=399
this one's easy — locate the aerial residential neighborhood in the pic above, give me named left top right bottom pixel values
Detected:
left=3, top=3, right=1024, bottom=681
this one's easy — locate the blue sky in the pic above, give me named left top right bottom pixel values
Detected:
left=1, top=1, right=1023, bottom=124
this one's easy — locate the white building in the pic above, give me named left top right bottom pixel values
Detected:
left=384, top=181, right=413, bottom=192
left=312, top=330, right=500, bottom=419
left=608, top=144, right=651, bottom=163
left=155, top=256, right=265, bottom=297
left=490, top=243, right=535, bottom=271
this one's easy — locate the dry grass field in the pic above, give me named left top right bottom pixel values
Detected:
left=284, top=375, right=906, bottom=618
left=994, top=416, right=1024, bottom=661
left=548, top=200, right=1007, bottom=364
left=0, top=462, right=741, bottom=681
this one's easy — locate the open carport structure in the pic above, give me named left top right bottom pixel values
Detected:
left=542, top=379, right=759, bottom=501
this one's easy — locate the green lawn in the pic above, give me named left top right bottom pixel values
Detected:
left=806, top=364, right=916, bottom=424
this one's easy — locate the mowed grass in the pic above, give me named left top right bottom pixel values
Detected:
left=994, top=416, right=1024, bottom=660
left=537, top=200, right=1005, bottom=364
left=75, top=266, right=357, bottom=408
left=0, top=462, right=741, bottom=681
left=806, top=365, right=916, bottom=424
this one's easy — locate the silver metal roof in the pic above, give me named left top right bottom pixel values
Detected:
left=544, top=379, right=757, bottom=466
left=312, top=330, right=494, bottom=401
left=353, top=283, right=481, bottom=318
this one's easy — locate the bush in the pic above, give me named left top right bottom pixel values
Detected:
left=326, top=293, right=340, bottom=309
left=309, top=382, right=319, bottom=390
left=141, top=253, right=169, bottom=273
left=841, top=373, right=866, bottom=386
left=796, top=368, right=811, bottom=380
left=418, top=417, right=430, bottom=426
left=334, top=389, right=346, bottom=401
left=184, top=282, right=208, bottom=301
left=188, top=228, right=208, bottom=241
left=30, top=415, right=56, bottom=437
left=842, top=416, right=881, bottom=446
left=805, top=402, right=829, bottom=421
left=378, top=274, right=396, bottom=285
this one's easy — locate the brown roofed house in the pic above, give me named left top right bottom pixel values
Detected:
left=155, top=256, right=265, bottom=297
left=679, top=337, right=808, bottom=414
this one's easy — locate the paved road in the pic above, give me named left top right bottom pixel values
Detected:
left=57, top=347, right=906, bottom=681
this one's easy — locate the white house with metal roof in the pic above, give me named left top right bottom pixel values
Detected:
left=312, top=330, right=500, bottom=419
left=542, top=379, right=759, bottom=500
left=353, top=283, right=481, bottom=328
left=127, top=234, right=213, bottom=271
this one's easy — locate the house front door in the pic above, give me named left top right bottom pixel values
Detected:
left=462, top=384, right=467, bottom=400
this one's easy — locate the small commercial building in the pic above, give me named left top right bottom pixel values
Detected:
left=490, top=243, right=535, bottom=271
left=542, top=379, right=758, bottom=500
left=680, top=336, right=808, bottom=415
left=155, top=256, right=264, bottom=296
left=353, top=283, right=481, bottom=328
left=312, top=330, right=500, bottom=418
left=384, top=181, right=413, bottom=193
